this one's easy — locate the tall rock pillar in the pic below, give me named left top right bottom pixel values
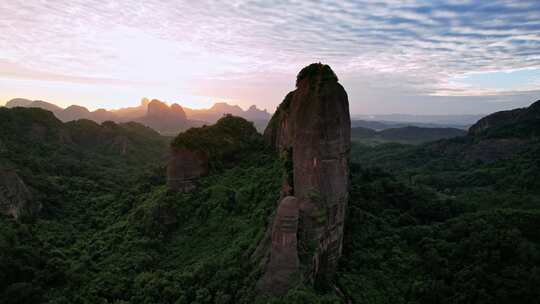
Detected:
left=259, top=63, right=351, bottom=294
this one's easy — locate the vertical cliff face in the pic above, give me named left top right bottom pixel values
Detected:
left=259, top=63, right=351, bottom=294
left=257, top=196, right=300, bottom=295
left=166, top=148, right=209, bottom=192
left=0, top=168, right=40, bottom=219
left=138, top=99, right=189, bottom=134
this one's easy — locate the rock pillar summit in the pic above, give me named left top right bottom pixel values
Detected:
left=259, top=63, right=351, bottom=294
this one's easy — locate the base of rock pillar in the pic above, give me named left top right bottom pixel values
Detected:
left=257, top=196, right=300, bottom=296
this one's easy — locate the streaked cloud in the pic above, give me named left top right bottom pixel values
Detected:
left=0, top=0, right=539, bottom=113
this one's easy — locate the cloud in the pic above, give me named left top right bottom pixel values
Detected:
left=0, top=0, right=539, bottom=113
left=0, top=60, right=154, bottom=86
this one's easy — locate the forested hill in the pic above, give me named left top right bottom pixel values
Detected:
left=0, top=107, right=286, bottom=303
left=342, top=100, right=540, bottom=302
left=351, top=125, right=466, bottom=144
left=1, top=102, right=540, bottom=303
left=0, top=107, right=169, bottom=218
left=0, top=107, right=168, bottom=184
left=352, top=99, right=540, bottom=174
left=468, top=99, right=540, bottom=138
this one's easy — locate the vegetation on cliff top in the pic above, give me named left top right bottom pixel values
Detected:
left=296, top=63, right=338, bottom=86
left=171, top=114, right=262, bottom=164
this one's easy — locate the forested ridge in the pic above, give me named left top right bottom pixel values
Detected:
left=1, top=104, right=539, bottom=303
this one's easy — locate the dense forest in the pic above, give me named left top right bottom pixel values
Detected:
left=351, top=125, right=466, bottom=145
left=1, top=101, right=540, bottom=303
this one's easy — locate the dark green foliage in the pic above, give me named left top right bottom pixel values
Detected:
left=342, top=108, right=540, bottom=303
left=171, top=114, right=261, bottom=167
left=296, top=63, right=338, bottom=86
left=0, top=107, right=286, bottom=303
left=351, top=136, right=540, bottom=210
left=338, top=166, right=540, bottom=304
left=1, top=105, right=540, bottom=303
left=470, top=100, right=540, bottom=138
left=378, top=126, right=466, bottom=143
left=351, top=126, right=466, bottom=145
left=351, top=126, right=377, bottom=138
left=480, top=118, right=540, bottom=139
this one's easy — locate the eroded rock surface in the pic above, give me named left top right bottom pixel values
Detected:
left=259, top=63, right=351, bottom=293
left=257, top=196, right=300, bottom=295
left=0, top=168, right=40, bottom=219
left=167, top=148, right=209, bottom=192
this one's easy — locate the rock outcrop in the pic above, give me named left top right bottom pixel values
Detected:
left=136, top=99, right=190, bottom=134
left=184, top=103, right=271, bottom=132
left=167, top=148, right=209, bottom=192
left=258, top=196, right=300, bottom=295
left=167, top=115, right=260, bottom=192
left=0, top=168, right=40, bottom=219
left=259, top=63, right=351, bottom=294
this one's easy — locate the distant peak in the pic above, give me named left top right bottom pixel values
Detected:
left=247, top=105, right=269, bottom=114
left=65, top=105, right=89, bottom=111
left=210, top=102, right=243, bottom=112
left=149, top=99, right=166, bottom=105
left=141, top=97, right=150, bottom=106
left=6, top=98, right=33, bottom=107
left=212, top=102, right=238, bottom=107
left=170, top=103, right=186, bottom=115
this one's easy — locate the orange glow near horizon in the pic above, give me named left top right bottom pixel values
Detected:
left=1, top=1, right=539, bottom=115
left=0, top=78, right=246, bottom=111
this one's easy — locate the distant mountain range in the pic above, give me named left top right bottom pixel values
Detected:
left=351, top=119, right=471, bottom=130
left=3, top=98, right=271, bottom=134
left=354, top=99, right=540, bottom=166
left=5, top=97, right=522, bottom=141
left=352, top=125, right=466, bottom=145
left=352, top=113, right=485, bottom=129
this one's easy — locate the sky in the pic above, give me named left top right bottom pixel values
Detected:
left=1, top=0, right=539, bottom=115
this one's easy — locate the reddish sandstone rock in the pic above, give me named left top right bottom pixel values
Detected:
left=166, top=148, right=209, bottom=192
left=291, top=64, right=350, bottom=282
left=260, top=63, right=351, bottom=293
left=264, top=91, right=294, bottom=151
left=257, top=196, right=300, bottom=295
left=138, top=99, right=189, bottom=134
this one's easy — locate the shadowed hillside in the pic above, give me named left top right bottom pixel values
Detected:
left=352, top=125, right=466, bottom=145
